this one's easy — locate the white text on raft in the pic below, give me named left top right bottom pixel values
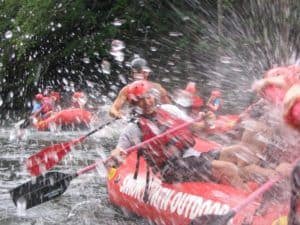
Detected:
left=119, top=174, right=231, bottom=220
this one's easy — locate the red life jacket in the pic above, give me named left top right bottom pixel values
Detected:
left=41, top=97, right=55, bottom=114
left=138, top=108, right=195, bottom=169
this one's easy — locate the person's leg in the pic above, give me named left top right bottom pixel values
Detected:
left=211, top=160, right=249, bottom=190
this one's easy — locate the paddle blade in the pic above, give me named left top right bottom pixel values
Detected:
left=19, top=118, right=31, bottom=129
left=26, top=138, right=83, bottom=176
left=190, top=211, right=235, bottom=225
left=10, top=171, right=75, bottom=209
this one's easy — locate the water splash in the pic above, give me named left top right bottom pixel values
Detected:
left=4, top=30, right=13, bottom=39
left=101, top=60, right=111, bottom=74
left=112, top=19, right=125, bottom=26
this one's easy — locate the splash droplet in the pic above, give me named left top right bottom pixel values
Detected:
left=112, top=19, right=125, bottom=26
left=150, top=46, right=157, bottom=52
left=169, top=32, right=183, bottom=37
left=111, top=40, right=125, bottom=51
left=101, top=60, right=111, bottom=74
left=5, top=30, right=13, bottom=39
left=82, top=57, right=90, bottom=64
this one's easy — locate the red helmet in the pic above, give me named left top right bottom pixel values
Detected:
left=50, top=91, right=61, bottom=102
left=35, top=93, right=44, bottom=101
left=185, top=82, right=197, bottom=94
left=72, top=92, right=85, bottom=99
left=127, top=80, right=152, bottom=101
left=211, top=90, right=221, bottom=97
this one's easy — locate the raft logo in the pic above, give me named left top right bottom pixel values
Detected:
left=271, top=216, right=288, bottom=225
left=120, top=174, right=231, bottom=219
left=107, top=168, right=117, bottom=180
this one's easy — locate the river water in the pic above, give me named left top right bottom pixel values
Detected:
left=0, top=121, right=150, bottom=225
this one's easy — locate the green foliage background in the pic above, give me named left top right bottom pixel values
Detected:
left=0, top=0, right=218, bottom=117
left=0, top=0, right=299, bottom=120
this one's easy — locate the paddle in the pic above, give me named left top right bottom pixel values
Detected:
left=11, top=115, right=204, bottom=209
left=26, top=119, right=118, bottom=176
left=192, top=160, right=300, bottom=225
left=19, top=117, right=31, bottom=129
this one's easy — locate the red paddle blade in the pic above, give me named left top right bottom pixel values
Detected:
left=26, top=137, right=84, bottom=176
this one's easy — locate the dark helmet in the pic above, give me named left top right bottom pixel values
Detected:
left=130, top=58, right=149, bottom=72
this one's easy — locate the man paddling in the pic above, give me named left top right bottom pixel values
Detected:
left=71, top=91, right=87, bottom=109
left=109, top=57, right=170, bottom=118
left=107, top=80, right=247, bottom=189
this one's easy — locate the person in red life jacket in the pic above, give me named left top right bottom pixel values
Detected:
left=107, top=80, right=247, bottom=189
left=49, top=91, right=61, bottom=103
left=71, top=91, right=87, bottom=109
left=49, top=91, right=62, bottom=111
left=32, top=94, right=57, bottom=120
left=173, top=82, right=204, bottom=118
left=185, top=81, right=204, bottom=109
left=109, top=57, right=170, bottom=118
left=252, top=65, right=300, bottom=104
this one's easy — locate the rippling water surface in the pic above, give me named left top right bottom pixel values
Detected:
left=0, top=122, right=149, bottom=225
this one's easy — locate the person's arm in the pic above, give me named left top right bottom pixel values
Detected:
left=31, top=107, right=42, bottom=118
left=207, top=97, right=220, bottom=112
left=108, top=122, right=142, bottom=166
left=109, top=86, right=128, bottom=118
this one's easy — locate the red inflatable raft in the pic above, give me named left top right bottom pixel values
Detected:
left=106, top=138, right=290, bottom=225
left=34, top=108, right=92, bottom=131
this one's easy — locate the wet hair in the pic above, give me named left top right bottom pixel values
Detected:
left=131, top=58, right=148, bottom=72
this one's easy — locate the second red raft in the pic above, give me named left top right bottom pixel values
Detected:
left=34, top=108, right=92, bottom=131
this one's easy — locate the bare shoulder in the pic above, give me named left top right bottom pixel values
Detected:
left=114, top=85, right=129, bottom=100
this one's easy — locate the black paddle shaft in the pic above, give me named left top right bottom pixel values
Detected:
left=19, top=118, right=31, bottom=129
left=189, top=211, right=235, bottom=225
left=10, top=171, right=77, bottom=209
